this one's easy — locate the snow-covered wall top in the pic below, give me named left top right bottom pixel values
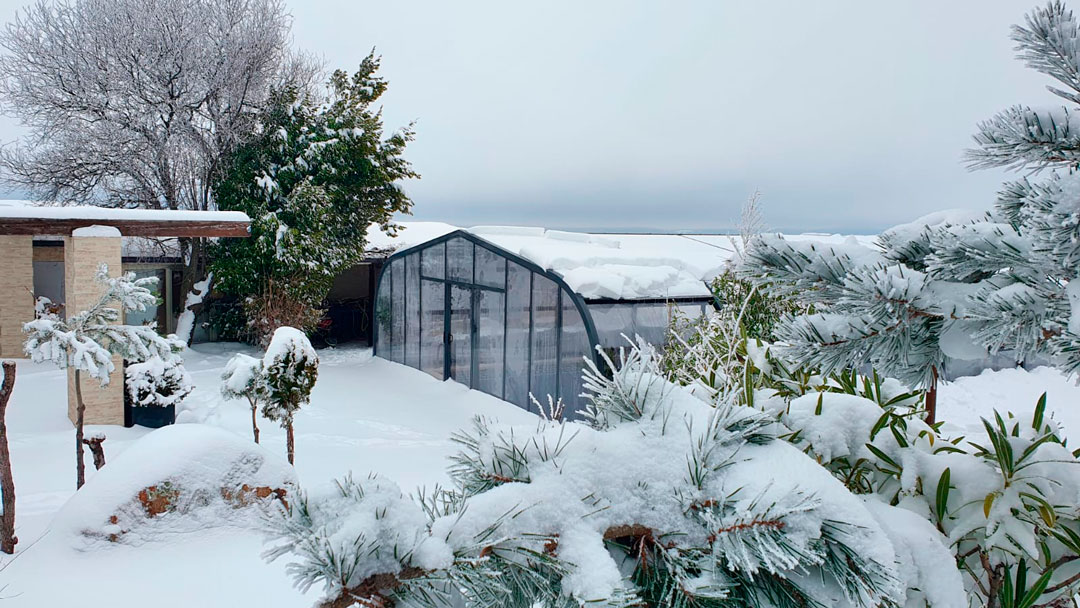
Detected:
left=368, top=221, right=878, bottom=301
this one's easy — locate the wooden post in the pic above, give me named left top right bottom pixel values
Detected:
left=0, top=361, right=17, bottom=553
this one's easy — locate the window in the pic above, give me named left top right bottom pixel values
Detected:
left=405, top=254, right=421, bottom=369
left=447, top=237, right=473, bottom=283
left=475, top=289, right=505, bottom=398
left=420, top=278, right=445, bottom=380
left=421, top=242, right=445, bottom=279
left=390, top=259, right=406, bottom=363
left=475, top=245, right=506, bottom=289
left=529, top=274, right=559, bottom=410
left=504, top=262, right=531, bottom=408
left=559, top=290, right=591, bottom=419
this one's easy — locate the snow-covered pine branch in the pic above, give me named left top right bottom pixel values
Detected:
left=264, top=341, right=954, bottom=608
left=24, top=264, right=183, bottom=383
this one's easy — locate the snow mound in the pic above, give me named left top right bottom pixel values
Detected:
left=52, top=424, right=295, bottom=547
left=72, top=224, right=121, bottom=237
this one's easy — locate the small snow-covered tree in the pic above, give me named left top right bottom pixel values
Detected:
left=260, top=328, right=317, bottom=464
left=221, top=353, right=266, bottom=443
left=24, top=264, right=184, bottom=489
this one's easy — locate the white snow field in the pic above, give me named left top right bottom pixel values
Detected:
left=0, top=342, right=1076, bottom=607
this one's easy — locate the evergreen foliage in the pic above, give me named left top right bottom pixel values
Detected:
left=125, top=355, right=194, bottom=409
left=211, top=53, right=417, bottom=344
left=259, top=327, right=318, bottom=464
left=741, top=1, right=1080, bottom=397
left=264, top=339, right=942, bottom=608
left=662, top=288, right=1080, bottom=608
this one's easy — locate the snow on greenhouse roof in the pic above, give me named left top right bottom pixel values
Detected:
left=369, top=222, right=879, bottom=301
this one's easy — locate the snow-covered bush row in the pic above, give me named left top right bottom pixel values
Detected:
left=54, top=424, right=295, bottom=548
left=665, top=302, right=1080, bottom=608
left=264, top=340, right=968, bottom=608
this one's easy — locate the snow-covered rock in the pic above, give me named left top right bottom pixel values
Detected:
left=51, top=424, right=295, bottom=547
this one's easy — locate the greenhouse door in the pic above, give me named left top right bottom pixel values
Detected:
left=448, top=285, right=472, bottom=385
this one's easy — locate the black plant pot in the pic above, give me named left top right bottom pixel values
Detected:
left=124, top=403, right=175, bottom=429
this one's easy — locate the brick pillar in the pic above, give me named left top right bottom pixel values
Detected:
left=0, top=236, right=34, bottom=358
left=65, top=231, right=125, bottom=426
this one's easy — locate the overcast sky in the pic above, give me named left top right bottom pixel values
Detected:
left=0, top=1, right=1063, bottom=233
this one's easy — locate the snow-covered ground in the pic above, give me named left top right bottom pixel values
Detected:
left=0, top=343, right=533, bottom=607
left=0, top=343, right=1075, bottom=606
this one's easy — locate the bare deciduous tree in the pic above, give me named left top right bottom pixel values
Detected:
left=0, top=0, right=319, bottom=323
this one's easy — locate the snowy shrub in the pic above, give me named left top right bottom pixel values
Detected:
left=52, top=424, right=295, bottom=547
left=125, top=355, right=193, bottom=409
left=263, top=341, right=964, bottom=608
left=260, top=327, right=318, bottom=464
left=211, top=53, right=417, bottom=346
left=221, top=352, right=266, bottom=443
left=661, top=277, right=1080, bottom=607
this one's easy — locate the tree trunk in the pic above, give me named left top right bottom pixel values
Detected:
left=179, top=236, right=209, bottom=308
left=82, top=435, right=106, bottom=470
left=924, top=367, right=938, bottom=426
left=0, top=361, right=18, bottom=554
left=250, top=399, right=260, bottom=444
left=286, top=420, right=294, bottom=465
left=74, top=369, right=86, bottom=490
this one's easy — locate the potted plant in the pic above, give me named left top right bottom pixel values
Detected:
left=124, top=356, right=193, bottom=428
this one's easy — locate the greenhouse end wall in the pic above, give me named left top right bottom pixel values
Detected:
left=374, top=232, right=601, bottom=418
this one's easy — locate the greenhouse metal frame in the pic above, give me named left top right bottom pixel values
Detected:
left=374, top=230, right=715, bottom=418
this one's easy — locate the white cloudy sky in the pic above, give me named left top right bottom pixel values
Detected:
left=0, top=1, right=1064, bottom=232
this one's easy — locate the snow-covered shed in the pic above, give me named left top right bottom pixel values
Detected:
left=372, top=227, right=736, bottom=418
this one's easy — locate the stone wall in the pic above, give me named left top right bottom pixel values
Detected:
left=0, top=236, right=34, bottom=358
left=64, top=234, right=125, bottom=426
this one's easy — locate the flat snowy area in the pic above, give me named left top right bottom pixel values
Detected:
left=0, top=343, right=1074, bottom=606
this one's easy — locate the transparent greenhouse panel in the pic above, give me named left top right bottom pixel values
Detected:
left=390, top=259, right=406, bottom=363
left=449, top=284, right=472, bottom=386
left=375, top=268, right=392, bottom=356
left=405, top=253, right=421, bottom=369
left=558, top=291, right=591, bottom=419
left=447, top=237, right=474, bottom=283
left=421, top=241, right=445, bottom=279
left=504, top=262, right=531, bottom=409
left=474, top=245, right=506, bottom=289
left=420, top=279, right=445, bottom=380
left=475, top=289, right=505, bottom=399
left=588, top=303, right=635, bottom=350
left=632, top=303, right=672, bottom=348
left=529, top=274, right=558, bottom=411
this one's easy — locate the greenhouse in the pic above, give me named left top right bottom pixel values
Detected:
left=373, top=227, right=724, bottom=418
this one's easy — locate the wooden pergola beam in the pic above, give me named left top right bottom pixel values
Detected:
left=0, top=217, right=250, bottom=238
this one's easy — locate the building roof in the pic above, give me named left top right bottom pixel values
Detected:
left=368, top=221, right=878, bottom=301
left=0, top=200, right=249, bottom=237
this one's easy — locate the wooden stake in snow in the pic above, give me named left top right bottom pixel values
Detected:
left=82, top=434, right=106, bottom=470
left=0, top=361, right=18, bottom=554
